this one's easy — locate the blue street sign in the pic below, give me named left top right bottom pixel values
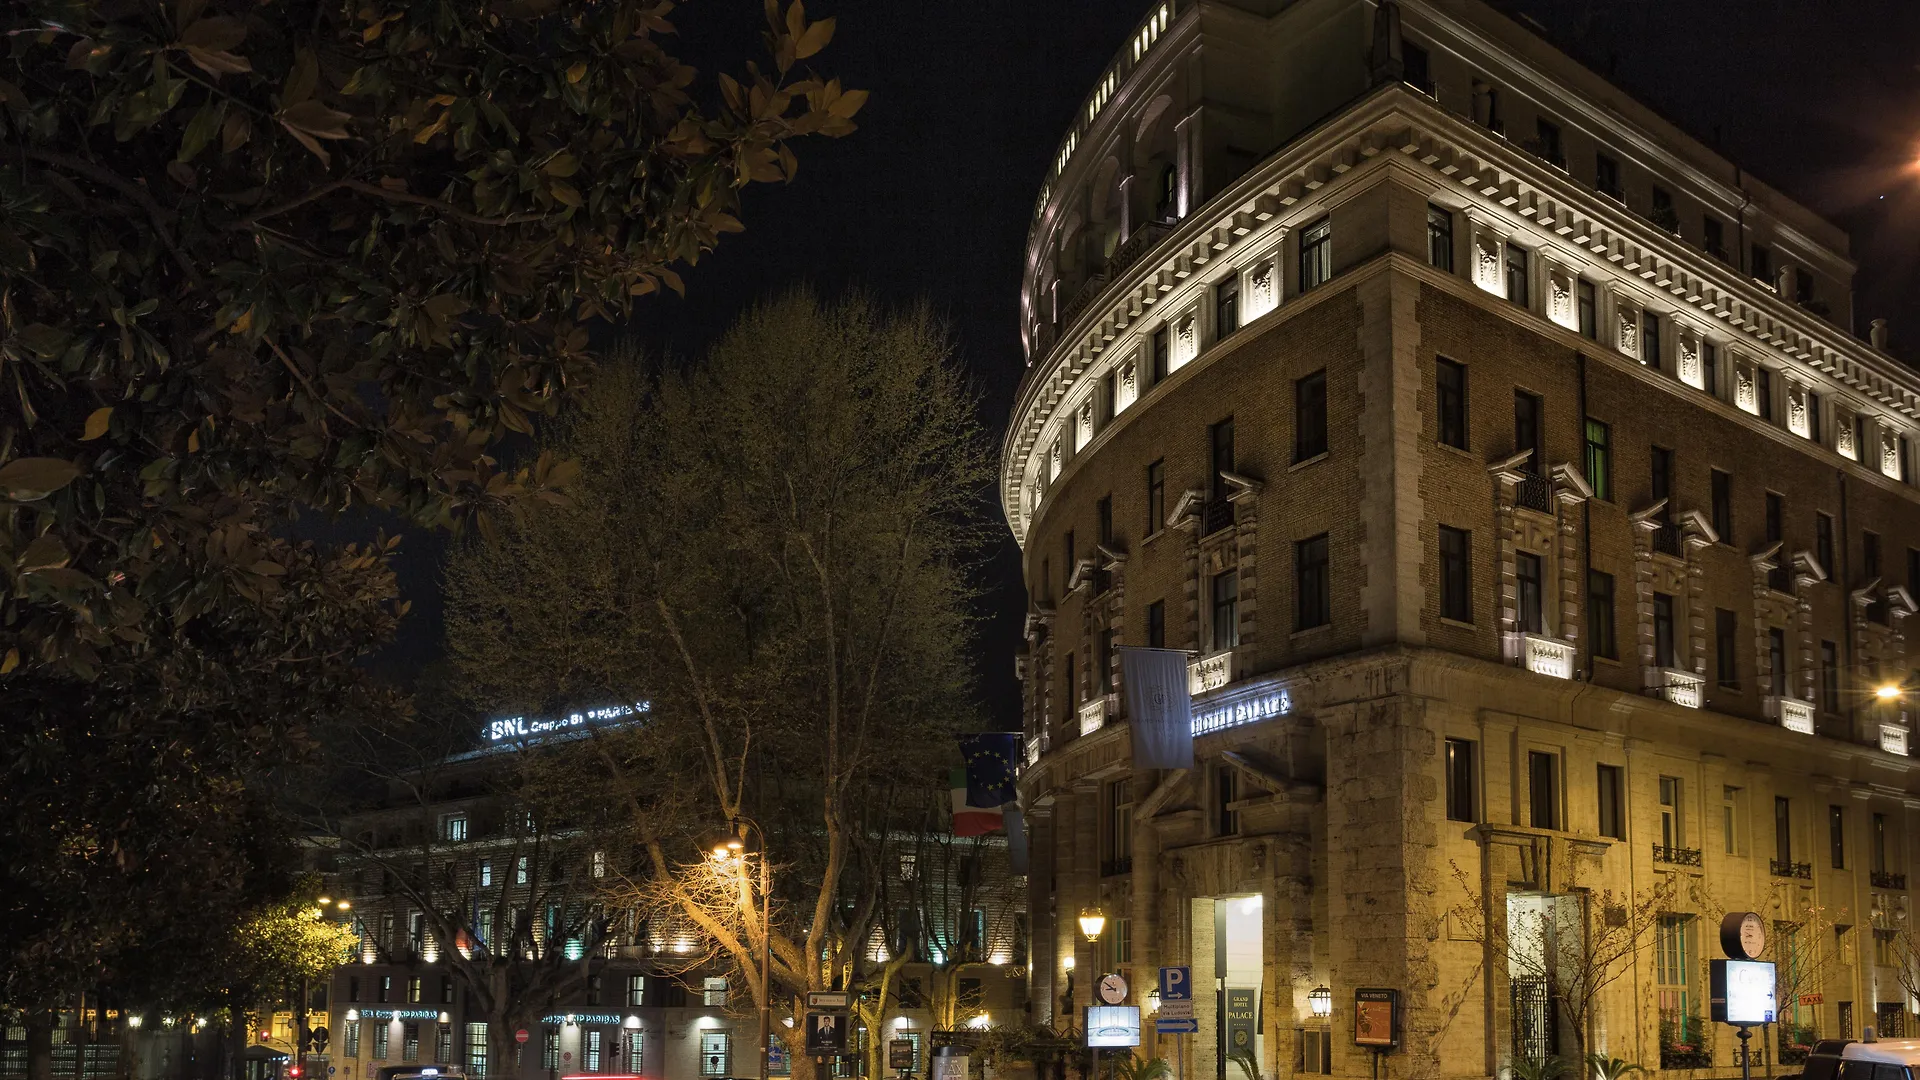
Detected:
left=1158, top=966, right=1192, bottom=1001
left=1155, top=1018, right=1199, bottom=1034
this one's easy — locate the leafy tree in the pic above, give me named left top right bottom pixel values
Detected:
left=442, top=292, right=992, bottom=1080
left=0, top=0, right=860, bottom=1031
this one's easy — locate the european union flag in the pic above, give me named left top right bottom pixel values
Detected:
left=959, top=732, right=1019, bottom=808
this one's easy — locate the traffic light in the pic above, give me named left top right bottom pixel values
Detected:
left=289, top=1066, right=302, bottom=1078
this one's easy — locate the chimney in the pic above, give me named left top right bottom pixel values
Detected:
left=1871, top=318, right=1889, bottom=351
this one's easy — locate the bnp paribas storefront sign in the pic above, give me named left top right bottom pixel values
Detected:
left=484, top=702, right=648, bottom=744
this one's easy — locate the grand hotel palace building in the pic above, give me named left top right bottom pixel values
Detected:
left=1006, top=2, right=1920, bottom=1079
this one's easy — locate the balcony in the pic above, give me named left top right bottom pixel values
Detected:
left=1100, top=856, right=1134, bottom=878
left=1506, top=632, right=1575, bottom=680
left=1078, top=695, right=1110, bottom=736
left=1653, top=844, right=1703, bottom=867
left=1872, top=871, right=1908, bottom=891
left=1652, top=522, right=1683, bottom=557
left=1765, top=695, right=1816, bottom=735
left=1881, top=724, right=1909, bottom=757
left=1202, top=498, right=1235, bottom=536
left=1060, top=270, right=1111, bottom=327
left=1514, top=471, right=1551, bottom=513
left=1770, top=859, right=1812, bottom=880
left=1188, top=649, right=1235, bottom=696
left=1649, top=668, right=1704, bottom=709
left=1109, top=220, right=1173, bottom=278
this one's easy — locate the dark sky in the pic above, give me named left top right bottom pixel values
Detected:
left=386, top=0, right=1920, bottom=732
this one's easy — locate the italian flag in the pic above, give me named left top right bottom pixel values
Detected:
left=951, top=767, right=1004, bottom=837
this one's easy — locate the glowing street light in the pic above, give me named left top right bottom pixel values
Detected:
left=1077, top=908, right=1107, bottom=942
left=1309, top=985, right=1333, bottom=1018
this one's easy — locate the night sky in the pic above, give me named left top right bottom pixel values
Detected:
left=385, top=0, right=1920, bottom=733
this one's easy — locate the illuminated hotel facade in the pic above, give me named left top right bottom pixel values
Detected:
left=1007, top=1, right=1920, bottom=1077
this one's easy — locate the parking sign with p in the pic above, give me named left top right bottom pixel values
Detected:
left=1159, top=966, right=1191, bottom=1001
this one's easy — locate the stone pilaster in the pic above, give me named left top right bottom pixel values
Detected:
left=1356, top=269, right=1426, bottom=646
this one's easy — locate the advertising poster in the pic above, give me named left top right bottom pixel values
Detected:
left=1354, top=988, right=1399, bottom=1049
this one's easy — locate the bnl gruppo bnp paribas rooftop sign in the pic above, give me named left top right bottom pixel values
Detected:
left=483, top=702, right=649, bottom=744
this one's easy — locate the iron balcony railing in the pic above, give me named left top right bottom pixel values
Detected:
left=1515, top=471, right=1551, bottom=513
left=1653, top=844, right=1703, bottom=867
left=1872, top=871, right=1908, bottom=890
left=1653, top=522, right=1683, bottom=557
left=1203, top=498, right=1235, bottom=536
left=1770, top=859, right=1812, bottom=880
left=1109, top=220, right=1173, bottom=277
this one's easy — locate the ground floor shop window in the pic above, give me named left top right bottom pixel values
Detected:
left=436, top=1026, right=451, bottom=1064
left=464, top=1024, right=487, bottom=1077
left=701, top=1032, right=731, bottom=1077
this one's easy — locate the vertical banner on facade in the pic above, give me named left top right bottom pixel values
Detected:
left=1119, top=646, right=1194, bottom=768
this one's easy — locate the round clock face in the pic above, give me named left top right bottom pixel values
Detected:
left=1740, top=913, right=1767, bottom=958
left=1098, top=973, right=1130, bottom=1005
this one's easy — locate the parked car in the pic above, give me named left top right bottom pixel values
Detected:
left=1784, top=1037, right=1920, bottom=1080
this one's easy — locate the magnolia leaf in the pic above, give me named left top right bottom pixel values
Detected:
left=178, top=99, right=224, bottom=161
left=543, top=152, right=579, bottom=177
left=827, top=88, right=868, bottom=119
left=184, top=46, right=251, bottom=77
left=251, top=560, right=287, bottom=576
left=17, top=533, right=71, bottom=572
left=0, top=647, right=16, bottom=675
left=82, top=407, right=113, bottom=442
left=179, top=15, right=245, bottom=51
left=794, top=17, right=834, bottom=59
left=221, top=109, right=251, bottom=152
left=283, top=48, right=319, bottom=104
left=566, top=61, right=588, bottom=84
left=0, top=457, right=82, bottom=499
left=280, top=100, right=352, bottom=140
left=549, top=182, right=582, bottom=208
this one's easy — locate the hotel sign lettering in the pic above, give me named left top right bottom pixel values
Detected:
left=485, top=703, right=648, bottom=743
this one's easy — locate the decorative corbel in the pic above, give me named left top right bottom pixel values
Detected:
left=1550, top=461, right=1594, bottom=503
left=1168, top=487, right=1205, bottom=532
left=1792, top=550, right=1828, bottom=587
left=1628, top=499, right=1669, bottom=533
left=1487, top=448, right=1533, bottom=488
left=1679, top=509, right=1719, bottom=549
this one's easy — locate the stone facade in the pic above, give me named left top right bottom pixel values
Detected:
left=1007, top=3, right=1920, bottom=1080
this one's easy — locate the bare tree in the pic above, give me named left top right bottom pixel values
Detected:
left=443, top=292, right=993, bottom=1080
left=1450, top=864, right=1695, bottom=1065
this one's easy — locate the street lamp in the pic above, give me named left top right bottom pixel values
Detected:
left=1077, top=909, right=1106, bottom=942
left=1309, top=986, right=1332, bottom=1018
left=712, top=818, right=772, bottom=1080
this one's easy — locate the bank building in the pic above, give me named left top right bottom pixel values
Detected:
left=1006, top=2, right=1920, bottom=1078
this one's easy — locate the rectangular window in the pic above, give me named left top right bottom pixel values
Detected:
left=1703, top=341, right=1719, bottom=394
left=1724, top=786, right=1741, bottom=855
left=1584, top=419, right=1612, bottom=500
left=1821, top=640, right=1840, bottom=712
left=1577, top=280, right=1597, bottom=339
left=1211, top=571, right=1239, bottom=651
left=1436, top=357, right=1468, bottom=449
left=441, top=814, right=468, bottom=841
left=1064, top=530, right=1075, bottom=594
left=544, top=1032, right=559, bottom=1070
left=1102, top=779, right=1133, bottom=865
left=1705, top=216, right=1727, bottom=260
left=1595, top=153, right=1621, bottom=198
left=700, top=1033, right=731, bottom=1078
left=465, top=1025, right=487, bottom=1077
left=1096, top=495, right=1113, bottom=546
left=1874, top=812, right=1888, bottom=874
left=1659, top=776, right=1683, bottom=849
left=1216, top=765, right=1239, bottom=836
left=1299, top=215, right=1332, bottom=290
left=1215, top=275, right=1240, bottom=338
left=436, top=1025, right=451, bottom=1066
left=515, top=856, right=528, bottom=885
left=1831, top=805, right=1847, bottom=869
left=1817, top=512, right=1835, bottom=573
left=1428, top=204, right=1454, bottom=271
left=1151, top=325, right=1170, bottom=384
left=441, top=975, right=455, bottom=1005
left=587, top=974, right=602, bottom=1007
left=1776, top=796, right=1793, bottom=866
left=1528, top=750, right=1558, bottom=830
left=626, top=1033, right=645, bottom=1074
left=1588, top=570, right=1617, bottom=660
left=1514, top=390, right=1544, bottom=473
left=1653, top=592, right=1676, bottom=669
left=1403, top=39, right=1430, bottom=92
left=1766, top=492, right=1790, bottom=592
left=1651, top=185, right=1677, bottom=230
left=1146, top=459, right=1165, bottom=535
left=1064, top=650, right=1076, bottom=708
left=1651, top=446, right=1674, bottom=515
left=1296, top=534, right=1330, bottom=630
left=1146, top=600, right=1165, bottom=649
left=1655, top=916, right=1694, bottom=1047
left=1505, top=243, right=1529, bottom=307
left=1866, top=531, right=1886, bottom=623
left=349, top=976, right=360, bottom=1003
left=1758, top=367, right=1775, bottom=422
left=478, top=859, right=492, bottom=888
left=374, top=1025, right=390, bottom=1061
left=1516, top=551, right=1543, bottom=634
left=1536, top=117, right=1564, bottom=167
left=1210, top=418, right=1235, bottom=498
left=345, top=1021, right=361, bottom=1059
left=1096, top=626, right=1114, bottom=698
left=1716, top=608, right=1738, bottom=689
left=1444, top=738, right=1476, bottom=823
left=1597, top=764, right=1624, bottom=840
left=407, top=975, right=422, bottom=1004
left=588, top=1030, right=602, bottom=1072
left=1642, top=310, right=1662, bottom=370
left=1439, top=526, right=1472, bottom=623
left=628, top=975, right=646, bottom=1007
left=1295, top=369, right=1328, bottom=461
left=1752, top=243, right=1772, bottom=285
left=1769, top=627, right=1788, bottom=696
left=378, top=975, right=392, bottom=1003
left=1711, top=469, right=1733, bottom=541
left=704, top=976, right=730, bottom=1008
